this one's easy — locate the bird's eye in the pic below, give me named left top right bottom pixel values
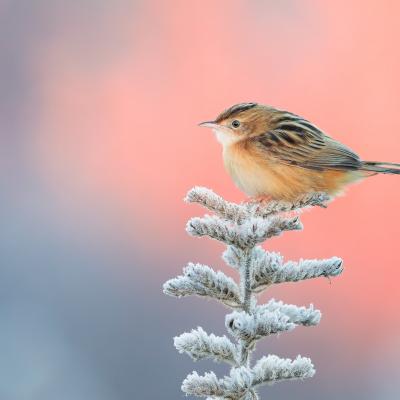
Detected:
left=231, top=120, right=241, bottom=128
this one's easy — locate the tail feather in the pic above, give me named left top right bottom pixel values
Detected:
left=360, top=161, right=400, bottom=174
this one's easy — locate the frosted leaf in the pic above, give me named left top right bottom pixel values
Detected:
left=181, top=371, right=228, bottom=397
left=225, top=309, right=294, bottom=342
left=185, top=186, right=248, bottom=222
left=163, top=263, right=241, bottom=308
left=250, top=246, right=343, bottom=292
left=185, top=187, right=330, bottom=223
left=174, top=327, right=237, bottom=365
left=187, top=214, right=302, bottom=249
left=260, top=300, right=321, bottom=326
left=222, top=246, right=245, bottom=270
left=224, top=366, right=253, bottom=397
left=252, top=355, right=315, bottom=386
left=222, top=356, right=315, bottom=397
left=245, top=192, right=330, bottom=218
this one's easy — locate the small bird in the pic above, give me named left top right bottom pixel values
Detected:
left=199, top=102, right=400, bottom=201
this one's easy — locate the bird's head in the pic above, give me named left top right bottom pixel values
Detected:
left=199, top=103, right=273, bottom=146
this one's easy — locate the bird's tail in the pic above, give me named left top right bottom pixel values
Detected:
left=360, top=160, right=400, bottom=174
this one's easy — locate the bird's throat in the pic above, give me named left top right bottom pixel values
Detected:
left=213, top=129, right=238, bottom=146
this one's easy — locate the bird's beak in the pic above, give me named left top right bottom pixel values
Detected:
left=198, top=121, right=220, bottom=129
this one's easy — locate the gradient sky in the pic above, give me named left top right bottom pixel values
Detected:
left=0, top=1, right=399, bottom=399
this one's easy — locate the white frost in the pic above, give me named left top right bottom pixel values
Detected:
left=164, top=187, right=343, bottom=399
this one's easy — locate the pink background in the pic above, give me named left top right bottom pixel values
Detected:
left=0, top=1, right=399, bottom=398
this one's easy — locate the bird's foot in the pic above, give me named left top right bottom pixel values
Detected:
left=244, top=195, right=273, bottom=205
left=243, top=196, right=275, bottom=213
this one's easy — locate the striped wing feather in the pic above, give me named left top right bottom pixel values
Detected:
left=254, top=114, right=361, bottom=171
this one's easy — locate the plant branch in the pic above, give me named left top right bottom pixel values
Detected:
left=165, top=187, right=343, bottom=400
left=174, top=327, right=238, bottom=366
left=163, top=263, right=241, bottom=308
left=187, top=214, right=302, bottom=249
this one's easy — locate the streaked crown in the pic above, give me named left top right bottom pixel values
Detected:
left=215, top=102, right=258, bottom=123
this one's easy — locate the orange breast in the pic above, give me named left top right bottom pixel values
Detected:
left=223, top=142, right=363, bottom=200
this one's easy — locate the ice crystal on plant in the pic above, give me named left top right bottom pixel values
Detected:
left=164, top=187, right=343, bottom=399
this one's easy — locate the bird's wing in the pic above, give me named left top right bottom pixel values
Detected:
left=252, top=115, right=361, bottom=171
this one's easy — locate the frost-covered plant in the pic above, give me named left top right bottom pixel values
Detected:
left=163, top=187, right=343, bottom=399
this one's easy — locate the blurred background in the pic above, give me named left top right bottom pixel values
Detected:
left=1, top=0, right=399, bottom=398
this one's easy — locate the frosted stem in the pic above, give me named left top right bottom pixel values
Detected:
left=239, top=249, right=254, bottom=368
left=242, top=250, right=253, bottom=314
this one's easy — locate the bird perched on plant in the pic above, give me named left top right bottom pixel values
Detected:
left=199, top=102, right=400, bottom=201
